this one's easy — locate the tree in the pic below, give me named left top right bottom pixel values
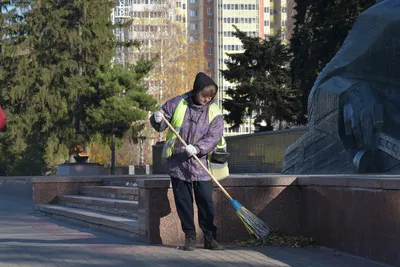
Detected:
left=157, top=40, right=208, bottom=101
left=290, top=0, right=375, bottom=124
left=0, top=0, right=118, bottom=174
left=0, top=0, right=157, bottom=175
left=85, top=62, right=157, bottom=172
left=0, top=0, right=52, bottom=175
left=221, top=27, right=299, bottom=132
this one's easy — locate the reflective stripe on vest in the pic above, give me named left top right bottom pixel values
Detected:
left=162, top=99, right=226, bottom=159
left=161, top=99, right=189, bottom=159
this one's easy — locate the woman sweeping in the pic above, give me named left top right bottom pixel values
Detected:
left=150, top=72, right=224, bottom=251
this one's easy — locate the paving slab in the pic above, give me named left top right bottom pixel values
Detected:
left=0, top=194, right=393, bottom=267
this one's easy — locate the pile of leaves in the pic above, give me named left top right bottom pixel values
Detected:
left=232, top=231, right=317, bottom=248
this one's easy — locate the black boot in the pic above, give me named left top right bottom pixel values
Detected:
left=204, top=234, right=224, bottom=250
left=181, top=234, right=196, bottom=251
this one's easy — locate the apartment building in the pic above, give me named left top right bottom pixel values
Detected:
left=112, top=0, right=187, bottom=67
left=186, top=0, right=215, bottom=77
left=112, top=0, right=188, bottom=104
left=113, top=0, right=294, bottom=135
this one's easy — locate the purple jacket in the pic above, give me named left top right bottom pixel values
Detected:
left=150, top=78, right=224, bottom=181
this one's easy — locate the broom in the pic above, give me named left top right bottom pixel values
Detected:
left=162, top=116, right=270, bottom=239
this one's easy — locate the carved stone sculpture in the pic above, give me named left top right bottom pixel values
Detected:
left=282, top=0, right=400, bottom=174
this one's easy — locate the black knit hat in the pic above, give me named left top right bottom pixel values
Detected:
left=191, top=72, right=218, bottom=95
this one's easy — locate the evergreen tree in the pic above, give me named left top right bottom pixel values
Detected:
left=290, top=0, right=375, bottom=124
left=222, top=27, right=299, bottom=132
left=0, top=0, right=45, bottom=175
left=85, top=62, right=157, bottom=142
left=0, top=0, right=157, bottom=175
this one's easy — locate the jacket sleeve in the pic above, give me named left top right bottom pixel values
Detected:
left=149, top=96, right=181, bottom=132
left=194, top=114, right=224, bottom=156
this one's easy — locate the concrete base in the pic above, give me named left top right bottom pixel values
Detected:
left=56, top=163, right=106, bottom=176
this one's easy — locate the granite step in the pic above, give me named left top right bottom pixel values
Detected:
left=58, top=195, right=138, bottom=218
left=35, top=204, right=144, bottom=242
left=80, top=186, right=138, bottom=201
left=101, top=175, right=168, bottom=187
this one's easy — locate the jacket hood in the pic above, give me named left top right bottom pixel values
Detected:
left=191, top=72, right=218, bottom=96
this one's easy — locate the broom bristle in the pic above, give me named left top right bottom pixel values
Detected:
left=236, top=206, right=270, bottom=239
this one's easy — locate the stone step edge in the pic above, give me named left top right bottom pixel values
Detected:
left=35, top=206, right=146, bottom=244
left=58, top=195, right=138, bottom=217
left=81, top=185, right=138, bottom=190
left=60, top=195, right=139, bottom=206
left=80, top=186, right=138, bottom=194
left=35, top=204, right=140, bottom=235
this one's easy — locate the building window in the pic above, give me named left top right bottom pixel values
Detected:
left=208, top=47, right=213, bottom=55
left=208, top=61, right=213, bottom=69
left=264, top=7, right=269, bottom=13
left=207, top=0, right=212, bottom=2
left=281, top=7, right=287, bottom=13
left=281, top=20, right=286, bottom=26
left=189, top=0, right=196, bottom=3
left=190, top=9, right=198, bottom=16
left=207, top=34, right=213, bottom=43
left=207, top=7, right=213, bottom=16
left=190, top=23, right=197, bottom=30
left=208, top=20, right=213, bottom=28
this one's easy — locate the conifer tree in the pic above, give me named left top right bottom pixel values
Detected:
left=0, top=0, right=157, bottom=175
left=222, top=27, right=299, bottom=132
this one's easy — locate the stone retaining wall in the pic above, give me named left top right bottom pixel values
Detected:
left=152, top=127, right=307, bottom=174
left=138, top=174, right=400, bottom=267
left=137, top=175, right=299, bottom=245
left=32, top=176, right=103, bottom=204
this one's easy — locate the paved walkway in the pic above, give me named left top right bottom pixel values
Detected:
left=0, top=194, right=392, bottom=267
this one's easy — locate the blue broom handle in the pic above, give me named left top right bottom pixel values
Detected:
left=162, top=115, right=233, bottom=199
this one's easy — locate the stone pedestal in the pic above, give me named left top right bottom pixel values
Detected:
left=56, top=163, right=106, bottom=176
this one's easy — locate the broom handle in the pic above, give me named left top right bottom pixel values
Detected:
left=162, top=116, right=232, bottom=200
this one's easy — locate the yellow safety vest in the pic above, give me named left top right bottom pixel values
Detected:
left=162, top=98, right=229, bottom=180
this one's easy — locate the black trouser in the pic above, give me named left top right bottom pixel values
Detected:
left=171, top=178, right=217, bottom=237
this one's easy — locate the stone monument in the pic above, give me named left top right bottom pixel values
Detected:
left=282, top=0, right=400, bottom=174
